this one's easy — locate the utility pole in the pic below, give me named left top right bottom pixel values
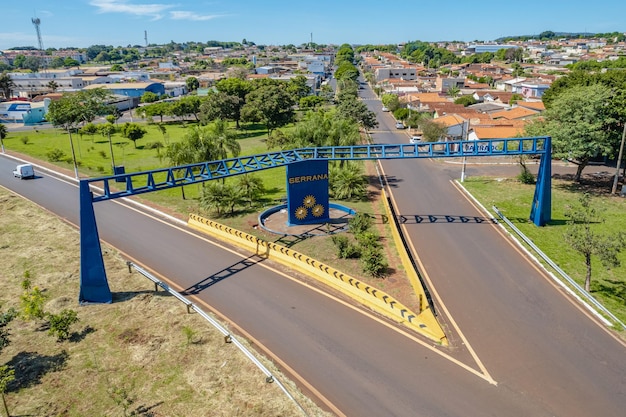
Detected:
left=611, top=122, right=626, bottom=194
left=461, top=120, right=469, bottom=182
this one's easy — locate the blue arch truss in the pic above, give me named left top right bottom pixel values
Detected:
left=79, top=136, right=551, bottom=303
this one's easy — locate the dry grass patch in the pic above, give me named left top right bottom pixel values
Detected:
left=0, top=189, right=332, bottom=417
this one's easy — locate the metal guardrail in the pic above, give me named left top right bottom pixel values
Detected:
left=492, top=206, right=625, bottom=330
left=126, top=261, right=309, bottom=416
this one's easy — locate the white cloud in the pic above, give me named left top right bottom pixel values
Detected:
left=89, top=0, right=174, bottom=20
left=169, top=11, right=224, bottom=21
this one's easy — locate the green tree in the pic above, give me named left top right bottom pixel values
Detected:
left=287, top=75, right=310, bottom=101
left=200, top=181, right=243, bottom=216
left=215, top=77, right=251, bottom=128
left=329, top=162, right=366, bottom=200
left=236, top=174, right=265, bottom=207
left=165, top=122, right=239, bottom=167
left=63, top=57, right=80, bottom=68
left=447, top=86, right=461, bottom=98
left=140, top=91, right=159, bottom=103
left=0, top=365, right=14, bottom=417
left=49, top=56, right=65, bottom=68
left=120, top=122, right=147, bottom=148
left=381, top=93, right=400, bottom=111
left=46, top=89, right=112, bottom=177
left=136, top=101, right=172, bottom=123
left=421, top=119, right=448, bottom=142
left=0, top=73, right=15, bottom=100
left=185, top=76, right=200, bottom=92
left=20, top=284, right=48, bottom=321
left=23, top=56, right=41, bottom=72
left=207, top=119, right=241, bottom=160
left=79, top=122, right=98, bottom=142
left=241, top=84, right=295, bottom=136
left=47, top=80, right=59, bottom=92
left=170, top=95, right=202, bottom=122
left=564, top=193, right=626, bottom=292
left=524, top=84, right=616, bottom=182
left=199, top=91, right=241, bottom=124
left=336, top=99, right=378, bottom=130
left=46, top=309, right=80, bottom=341
left=12, top=55, right=26, bottom=69
left=299, top=95, right=324, bottom=109
left=455, top=95, right=477, bottom=107
left=0, top=123, right=7, bottom=153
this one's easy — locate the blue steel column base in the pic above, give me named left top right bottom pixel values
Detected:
left=530, top=137, right=552, bottom=226
left=79, top=180, right=112, bottom=304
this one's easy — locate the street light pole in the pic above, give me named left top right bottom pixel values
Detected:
left=611, top=122, right=626, bottom=194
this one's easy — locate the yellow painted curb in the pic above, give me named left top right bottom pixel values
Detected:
left=188, top=213, right=446, bottom=344
left=380, top=189, right=448, bottom=345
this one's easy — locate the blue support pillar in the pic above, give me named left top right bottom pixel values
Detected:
left=79, top=180, right=112, bottom=304
left=530, top=137, right=552, bottom=226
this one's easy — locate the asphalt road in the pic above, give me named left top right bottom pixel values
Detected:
left=2, top=83, right=626, bottom=416
left=360, top=82, right=626, bottom=417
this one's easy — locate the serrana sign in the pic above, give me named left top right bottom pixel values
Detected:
left=286, top=160, right=329, bottom=225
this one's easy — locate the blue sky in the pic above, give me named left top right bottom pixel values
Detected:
left=1, top=0, right=625, bottom=50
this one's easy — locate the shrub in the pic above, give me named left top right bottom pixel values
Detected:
left=47, top=309, right=79, bottom=341
left=331, top=235, right=361, bottom=259
left=98, top=150, right=107, bottom=159
left=360, top=246, right=388, bottom=278
left=46, top=148, right=66, bottom=162
left=356, top=231, right=382, bottom=249
left=348, top=212, right=372, bottom=235
left=20, top=136, right=29, bottom=145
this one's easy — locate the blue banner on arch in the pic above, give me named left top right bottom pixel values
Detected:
left=286, top=160, right=329, bottom=225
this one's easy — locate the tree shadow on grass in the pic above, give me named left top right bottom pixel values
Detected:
left=6, top=350, right=69, bottom=392
left=132, top=401, right=165, bottom=416
left=594, top=280, right=626, bottom=305
left=69, top=325, right=96, bottom=343
left=553, top=172, right=616, bottom=197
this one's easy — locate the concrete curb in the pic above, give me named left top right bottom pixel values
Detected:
left=188, top=213, right=447, bottom=344
left=380, top=189, right=447, bottom=345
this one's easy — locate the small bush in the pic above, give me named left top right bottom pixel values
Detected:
left=46, top=148, right=66, bottom=162
left=98, top=150, right=107, bottom=158
left=356, top=231, right=382, bottom=249
left=20, top=136, right=30, bottom=145
left=348, top=213, right=372, bottom=235
left=517, top=165, right=536, bottom=184
left=360, top=247, right=388, bottom=278
left=331, top=235, right=361, bottom=259
left=47, top=309, right=79, bottom=341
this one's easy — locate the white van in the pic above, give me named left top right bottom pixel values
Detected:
left=13, top=164, right=35, bottom=179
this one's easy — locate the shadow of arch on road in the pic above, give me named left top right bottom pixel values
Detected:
left=182, top=255, right=265, bottom=295
left=395, top=213, right=497, bottom=225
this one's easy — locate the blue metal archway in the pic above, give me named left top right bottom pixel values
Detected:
left=79, top=136, right=551, bottom=303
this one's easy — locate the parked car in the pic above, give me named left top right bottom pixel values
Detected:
left=13, top=164, right=35, bottom=179
left=410, top=135, right=423, bottom=144
left=395, top=121, right=405, bottom=129
left=382, top=106, right=390, bottom=112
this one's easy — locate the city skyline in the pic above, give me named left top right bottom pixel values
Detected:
left=1, top=0, right=625, bottom=51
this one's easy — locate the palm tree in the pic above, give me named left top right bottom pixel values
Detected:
left=0, top=73, right=15, bottom=100
left=47, top=80, right=59, bottom=93
left=447, top=86, right=461, bottom=99
left=208, top=119, right=240, bottom=160
left=329, top=162, right=366, bottom=200
left=237, top=174, right=265, bottom=207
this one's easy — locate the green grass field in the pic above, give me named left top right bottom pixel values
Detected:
left=462, top=176, right=626, bottom=327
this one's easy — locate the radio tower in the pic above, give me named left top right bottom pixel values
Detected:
left=32, top=17, right=44, bottom=51
left=144, top=30, right=148, bottom=46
